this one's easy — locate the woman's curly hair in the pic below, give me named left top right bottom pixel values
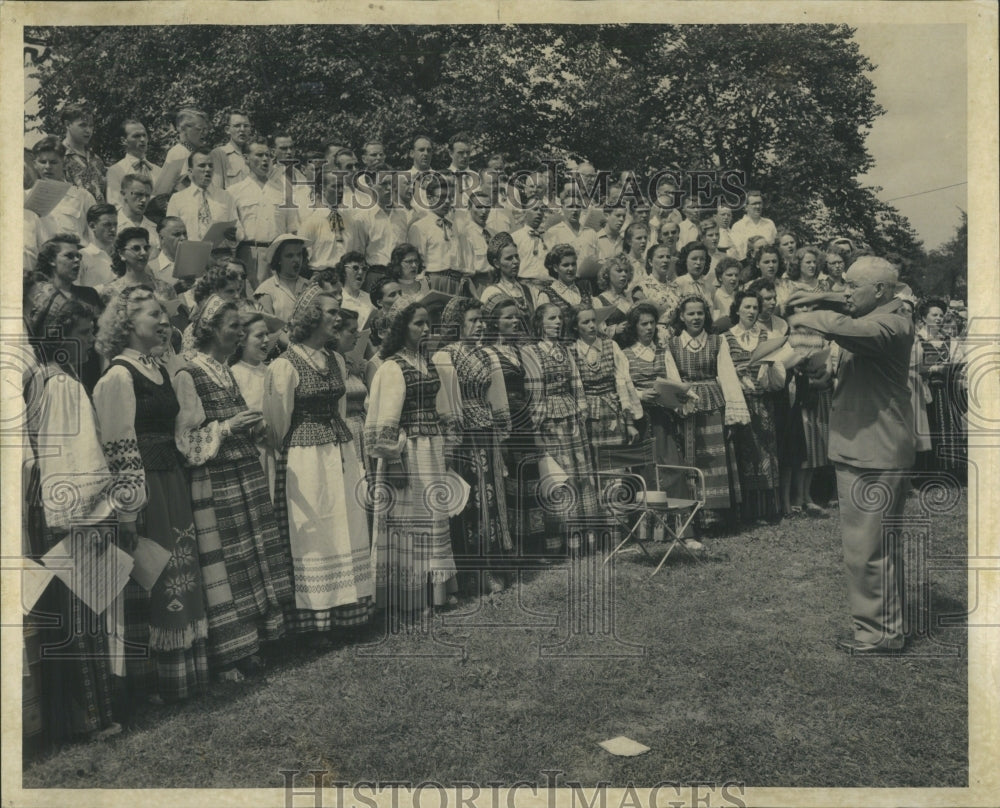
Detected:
left=95, top=285, right=158, bottom=358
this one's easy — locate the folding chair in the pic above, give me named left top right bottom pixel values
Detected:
left=601, top=464, right=706, bottom=577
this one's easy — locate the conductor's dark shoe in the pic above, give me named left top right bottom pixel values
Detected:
left=836, top=637, right=905, bottom=656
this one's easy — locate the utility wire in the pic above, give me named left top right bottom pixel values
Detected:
left=884, top=182, right=967, bottom=203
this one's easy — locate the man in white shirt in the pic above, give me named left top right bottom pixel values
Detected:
left=299, top=165, right=363, bottom=270
left=729, top=190, right=777, bottom=260
left=479, top=168, right=513, bottom=234
left=649, top=177, right=684, bottom=239
left=150, top=217, right=187, bottom=286
left=407, top=176, right=466, bottom=295
left=79, top=203, right=118, bottom=288
left=351, top=171, right=400, bottom=269
left=677, top=196, right=703, bottom=249
left=116, top=174, right=160, bottom=261
left=230, top=139, right=298, bottom=287
left=166, top=150, right=242, bottom=243
left=596, top=205, right=627, bottom=261
left=543, top=188, right=600, bottom=268
left=60, top=103, right=106, bottom=203
left=458, top=191, right=495, bottom=288
left=106, top=120, right=162, bottom=208
left=163, top=108, right=209, bottom=191
left=210, top=110, right=252, bottom=190
left=446, top=132, right=477, bottom=223
left=407, top=134, right=436, bottom=212
left=512, top=203, right=552, bottom=287
left=28, top=136, right=95, bottom=244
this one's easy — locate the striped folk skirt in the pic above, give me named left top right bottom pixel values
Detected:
left=537, top=414, right=600, bottom=551
left=502, top=437, right=549, bottom=558
left=373, top=434, right=457, bottom=613
left=733, top=394, right=780, bottom=521
left=450, top=430, right=513, bottom=571
left=275, top=441, right=375, bottom=633
left=189, top=457, right=294, bottom=668
left=800, top=386, right=832, bottom=469
left=678, top=408, right=741, bottom=525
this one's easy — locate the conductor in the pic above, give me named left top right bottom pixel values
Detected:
left=787, top=256, right=915, bottom=654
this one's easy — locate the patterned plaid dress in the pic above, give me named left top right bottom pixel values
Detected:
left=724, top=332, right=780, bottom=520
left=178, top=355, right=294, bottom=668
left=524, top=340, right=600, bottom=551
left=665, top=332, right=741, bottom=524
left=365, top=355, right=457, bottom=613
left=491, top=344, right=547, bottom=557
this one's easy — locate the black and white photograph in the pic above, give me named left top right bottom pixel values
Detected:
left=3, top=2, right=998, bottom=806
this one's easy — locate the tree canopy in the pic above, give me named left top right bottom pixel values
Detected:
left=26, top=23, right=922, bottom=257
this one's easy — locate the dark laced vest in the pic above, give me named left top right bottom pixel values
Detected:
left=393, top=355, right=441, bottom=437
left=109, top=359, right=181, bottom=471
left=283, top=348, right=353, bottom=449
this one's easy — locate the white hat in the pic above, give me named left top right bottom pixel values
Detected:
left=264, top=233, right=312, bottom=267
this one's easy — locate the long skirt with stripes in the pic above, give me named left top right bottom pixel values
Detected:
left=677, top=408, right=741, bottom=527
left=274, top=441, right=375, bottom=633
left=373, top=435, right=457, bottom=613
left=450, top=430, right=513, bottom=576
left=189, top=458, right=293, bottom=668
left=733, top=394, right=781, bottom=521
left=927, top=380, right=967, bottom=474
left=537, top=414, right=600, bottom=551
left=800, top=385, right=832, bottom=469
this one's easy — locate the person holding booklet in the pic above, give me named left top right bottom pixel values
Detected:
left=24, top=292, right=121, bottom=747
left=663, top=295, right=749, bottom=539
left=93, top=286, right=210, bottom=708
left=522, top=303, right=600, bottom=556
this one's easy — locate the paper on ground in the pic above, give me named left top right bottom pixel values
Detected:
left=599, top=736, right=651, bottom=756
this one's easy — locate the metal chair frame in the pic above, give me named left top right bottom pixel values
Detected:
left=596, top=463, right=707, bottom=577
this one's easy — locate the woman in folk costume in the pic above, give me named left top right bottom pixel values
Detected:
left=329, top=307, right=373, bottom=479
left=23, top=293, right=121, bottom=745
left=915, top=297, right=967, bottom=477
left=785, top=298, right=839, bottom=517
left=663, top=295, right=749, bottom=539
left=172, top=295, right=294, bottom=678
left=263, top=284, right=375, bottom=641
left=230, top=311, right=281, bottom=497
left=545, top=243, right=592, bottom=321
left=432, top=297, right=514, bottom=595
left=522, top=303, right=601, bottom=555
left=94, top=286, right=209, bottom=705
left=619, top=302, right=683, bottom=468
left=480, top=232, right=549, bottom=330
left=724, top=290, right=784, bottom=524
left=481, top=294, right=549, bottom=562
left=364, top=299, right=459, bottom=617
left=565, top=304, right=645, bottom=469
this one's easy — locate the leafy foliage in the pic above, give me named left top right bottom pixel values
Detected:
left=26, top=23, right=921, bottom=257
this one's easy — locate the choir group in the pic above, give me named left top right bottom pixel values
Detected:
left=20, top=105, right=969, bottom=757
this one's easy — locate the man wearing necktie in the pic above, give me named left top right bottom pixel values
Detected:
left=512, top=202, right=552, bottom=291
left=407, top=175, right=468, bottom=297
left=299, top=167, right=360, bottom=270
left=106, top=119, right=162, bottom=208
left=116, top=174, right=161, bottom=261
left=458, top=190, right=495, bottom=291
left=166, top=150, right=242, bottom=244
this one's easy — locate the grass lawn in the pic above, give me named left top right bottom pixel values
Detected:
left=23, top=490, right=968, bottom=790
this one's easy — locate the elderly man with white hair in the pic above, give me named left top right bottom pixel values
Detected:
left=786, top=256, right=915, bottom=655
